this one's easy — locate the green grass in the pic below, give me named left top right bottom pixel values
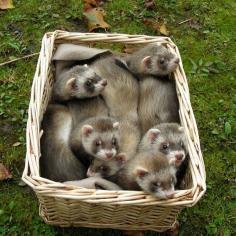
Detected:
left=0, top=0, right=236, bottom=235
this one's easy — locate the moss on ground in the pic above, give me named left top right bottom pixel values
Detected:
left=0, top=0, right=235, bottom=235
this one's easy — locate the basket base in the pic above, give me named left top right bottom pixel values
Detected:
left=123, top=221, right=179, bottom=236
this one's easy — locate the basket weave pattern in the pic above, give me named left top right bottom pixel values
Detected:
left=22, top=31, right=206, bottom=231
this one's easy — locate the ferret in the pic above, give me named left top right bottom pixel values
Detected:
left=70, top=116, right=121, bottom=166
left=139, top=123, right=189, bottom=187
left=125, top=43, right=180, bottom=77
left=64, top=176, right=122, bottom=190
left=87, top=150, right=177, bottom=199
left=123, top=43, right=180, bottom=133
left=87, top=153, right=127, bottom=178
left=52, top=64, right=107, bottom=102
left=139, top=123, right=187, bottom=168
left=116, top=151, right=177, bottom=199
left=40, top=104, right=86, bottom=182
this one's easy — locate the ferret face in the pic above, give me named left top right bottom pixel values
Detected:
left=67, top=65, right=107, bottom=98
left=82, top=123, right=120, bottom=161
left=143, top=125, right=187, bottom=167
left=87, top=153, right=126, bottom=177
left=158, top=140, right=186, bottom=167
left=142, top=46, right=179, bottom=76
left=135, top=167, right=176, bottom=199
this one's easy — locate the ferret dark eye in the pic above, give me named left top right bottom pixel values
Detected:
left=160, top=58, right=165, bottom=64
left=86, top=79, right=93, bottom=87
left=96, top=140, right=102, bottom=146
left=162, top=143, right=169, bottom=149
left=152, top=182, right=161, bottom=187
left=100, top=166, right=108, bottom=172
left=112, top=137, right=116, bottom=146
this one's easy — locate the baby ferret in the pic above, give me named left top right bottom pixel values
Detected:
left=116, top=151, right=177, bottom=199
left=123, top=43, right=180, bottom=133
left=125, top=43, right=179, bottom=77
left=70, top=116, right=121, bottom=166
left=40, top=104, right=86, bottom=182
left=87, top=151, right=176, bottom=199
left=139, top=123, right=187, bottom=167
left=139, top=123, right=189, bottom=187
left=87, top=153, right=127, bottom=178
left=53, top=64, right=107, bottom=102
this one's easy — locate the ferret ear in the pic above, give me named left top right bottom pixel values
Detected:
left=178, top=126, right=184, bottom=133
left=147, top=128, right=161, bottom=142
left=141, top=56, right=151, bottom=69
left=115, top=153, right=126, bottom=164
left=82, top=125, right=94, bottom=137
left=87, top=166, right=95, bottom=177
left=134, top=167, right=149, bottom=178
left=66, top=77, right=77, bottom=90
left=113, top=122, right=119, bottom=129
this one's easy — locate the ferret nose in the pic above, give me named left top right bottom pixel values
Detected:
left=101, top=79, right=107, bottom=86
left=175, top=154, right=183, bottom=161
left=175, top=58, right=180, bottom=64
left=106, top=152, right=113, bottom=159
left=165, top=190, right=174, bottom=199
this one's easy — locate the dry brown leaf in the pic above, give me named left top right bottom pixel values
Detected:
left=0, top=0, right=14, bottom=10
left=143, top=18, right=160, bottom=31
left=143, top=19, right=170, bottom=36
left=0, top=163, right=12, bottom=180
left=12, top=142, right=21, bottom=147
left=83, top=0, right=105, bottom=11
left=83, top=7, right=109, bottom=32
left=83, top=0, right=98, bottom=11
left=159, top=22, right=170, bottom=36
left=145, top=0, right=155, bottom=10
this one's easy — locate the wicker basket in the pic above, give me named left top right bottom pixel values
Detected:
left=22, top=31, right=206, bottom=232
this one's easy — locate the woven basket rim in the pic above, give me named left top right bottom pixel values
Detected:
left=22, top=31, right=206, bottom=207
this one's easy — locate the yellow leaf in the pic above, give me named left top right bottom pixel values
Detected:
left=0, top=0, right=14, bottom=10
left=159, top=23, right=170, bottom=36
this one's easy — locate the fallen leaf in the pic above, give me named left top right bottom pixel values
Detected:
left=83, top=7, right=109, bottom=32
left=83, top=0, right=107, bottom=12
left=143, top=18, right=160, bottom=31
left=0, top=0, right=14, bottom=10
left=83, top=0, right=100, bottom=11
left=12, top=142, right=21, bottom=147
left=0, top=163, right=12, bottom=180
left=159, top=22, right=170, bottom=36
left=145, top=0, right=155, bottom=10
left=143, top=18, right=170, bottom=36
